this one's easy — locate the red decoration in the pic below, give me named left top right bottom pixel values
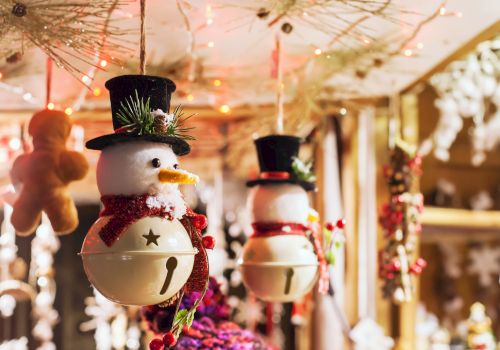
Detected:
left=336, top=218, right=346, bottom=229
left=202, top=235, right=216, bottom=250
left=191, top=214, right=208, bottom=231
left=163, top=332, right=177, bottom=348
left=260, top=171, right=290, bottom=179
left=149, top=338, right=164, bottom=350
left=325, top=222, right=335, bottom=231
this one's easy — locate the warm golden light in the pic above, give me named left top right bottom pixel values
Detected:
left=186, top=94, right=194, bottom=101
left=65, top=107, right=73, bottom=115
left=213, top=79, right=222, bottom=87
left=47, top=102, right=55, bottom=110
left=219, top=104, right=230, bottom=114
left=93, top=87, right=101, bottom=96
left=314, top=48, right=322, bottom=55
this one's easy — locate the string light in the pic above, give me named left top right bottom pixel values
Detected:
left=206, top=18, right=213, bottom=25
left=93, top=87, right=101, bottom=96
left=439, top=6, right=447, bottom=16
left=99, top=59, right=108, bottom=68
left=47, top=102, right=55, bottom=110
left=403, top=49, right=413, bottom=57
left=219, top=104, right=230, bottom=114
left=339, top=107, right=347, bottom=116
left=208, top=41, right=215, bottom=48
left=213, top=79, right=222, bottom=87
left=314, top=48, right=322, bottom=55
left=81, top=75, right=91, bottom=84
left=8, top=138, right=21, bottom=151
left=416, top=42, right=424, bottom=50
left=186, top=94, right=194, bottom=101
left=22, top=92, right=33, bottom=101
left=65, top=107, right=73, bottom=115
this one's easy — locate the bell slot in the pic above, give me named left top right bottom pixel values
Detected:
left=160, top=257, right=178, bottom=295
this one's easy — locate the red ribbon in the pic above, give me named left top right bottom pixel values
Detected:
left=260, top=171, right=290, bottom=180
left=251, top=221, right=329, bottom=295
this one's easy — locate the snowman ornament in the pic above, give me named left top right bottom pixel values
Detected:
left=240, top=135, right=329, bottom=302
left=81, top=75, right=212, bottom=307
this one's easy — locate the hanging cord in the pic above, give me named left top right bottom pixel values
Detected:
left=45, top=58, right=52, bottom=107
left=274, top=35, right=284, bottom=134
left=140, top=0, right=147, bottom=75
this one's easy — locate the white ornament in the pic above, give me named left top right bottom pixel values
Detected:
left=81, top=216, right=196, bottom=305
left=350, top=318, right=394, bottom=350
left=467, top=246, right=500, bottom=287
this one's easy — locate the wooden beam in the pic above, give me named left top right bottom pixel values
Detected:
left=403, top=20, right=500, bottom=94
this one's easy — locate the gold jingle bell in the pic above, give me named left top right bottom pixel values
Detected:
left=81, top=216, right=196, bottom=306
left=239, top=235, right=318, bottom=302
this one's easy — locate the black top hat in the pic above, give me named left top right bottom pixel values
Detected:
left=246, top=135, right=316, bottom=191
left=86, top=75, right=190, bottom=156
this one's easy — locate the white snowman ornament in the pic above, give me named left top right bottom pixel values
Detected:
left=240, top=135, right=327, bottom=302
left=81, top=75, right=210, bottom=306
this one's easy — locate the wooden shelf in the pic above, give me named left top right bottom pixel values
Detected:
left=421, top=207, right=500, bottom=243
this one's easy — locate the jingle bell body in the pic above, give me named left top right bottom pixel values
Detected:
left=240, top=135, right=322, bottom=302
left=81, top=216, right=196, bottom=306
left=240, top=234, right=318, bottom=302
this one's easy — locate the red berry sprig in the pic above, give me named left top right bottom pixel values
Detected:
left=202, top=235, right=215, bottom=250
left=163, top=332, right=177, bottom=348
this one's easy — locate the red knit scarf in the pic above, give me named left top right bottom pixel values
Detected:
left=252, top=221, right=330, bottom=294
left=99, top=194, right=176, bottom=247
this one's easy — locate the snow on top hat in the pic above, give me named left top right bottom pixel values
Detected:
left=86, top=75, right=191, bottom=156
left=246, top=134, right=316, bottom=191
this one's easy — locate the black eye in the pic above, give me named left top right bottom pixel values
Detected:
left=173, top=164, right=179, bottom=169
left=152, top=158, right=161, bottom=168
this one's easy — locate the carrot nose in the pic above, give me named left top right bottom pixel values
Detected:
left=158, top=168, right=199, bottom=184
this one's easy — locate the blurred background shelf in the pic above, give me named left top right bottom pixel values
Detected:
left=421, top=207, right=500, bottom=242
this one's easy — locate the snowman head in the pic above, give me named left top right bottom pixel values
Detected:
left=96, top=141, right=198, bottom=196
left=248, top=183, right=310, bottom=224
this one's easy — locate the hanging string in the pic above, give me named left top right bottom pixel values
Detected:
left=274, top=35, right=284, bottom=134
left=139, top=0, right=147, bottom=75
left=45, top=58, right=53, bottom=107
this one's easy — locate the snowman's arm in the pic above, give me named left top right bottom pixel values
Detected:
left=10, top=153, right=30, bottom=185
left=58, top=151, right=89, bottom=183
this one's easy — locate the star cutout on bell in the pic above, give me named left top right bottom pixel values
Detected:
left=143, top=229, right=160, bottom=246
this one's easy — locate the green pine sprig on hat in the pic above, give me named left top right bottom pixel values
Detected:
left=116, top=90, right=195, bottom=140
left=291, top=157, right=316, bottom=182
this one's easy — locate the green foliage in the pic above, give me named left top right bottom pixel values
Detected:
left=115, top=90, right=195, bottom=140
left=291, top=157, right=316, bottom=182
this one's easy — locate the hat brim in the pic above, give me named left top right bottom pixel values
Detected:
left=86, top=133, right=190, bottom=156
left=246, top=178, right=316, bottom=192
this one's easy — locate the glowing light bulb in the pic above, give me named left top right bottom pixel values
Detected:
left=207, top=18, right=213, bottom=25
left=339, top=107, right=347, bottom=116
left=47, top=102, right=55, bottom=110
left=213, top=79, right=222, bottom=87
left=100, top=60, right=108, bottom=68
left=314, top=48, right=322, bottom=55
left=22, top=93, right=32, bottom=101
left=208, top=41, right=215, bottom=48
left=403, top=49, right=413, bottom=57
left=65, top=107, right=73, bottom=115
left=439, top=6, right=447, bottom=15
left=186, top=94, right=194, bottom=101
left=219, top=104, right=230, bottom=114
left=82, top=75, right=90, bottom=84
left=93, top=87, right=101, bottom=96
left=8, top=138, right=21, bottom=151
left=416, top=42, right=424, bottom=50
